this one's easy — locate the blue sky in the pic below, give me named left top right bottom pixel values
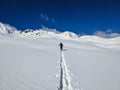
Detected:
left=0, top=0, right=120, bottom=34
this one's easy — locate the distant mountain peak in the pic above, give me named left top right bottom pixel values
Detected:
left=0, top=22, right=20, bottom=36
left=58, top=31, right=78, bottom=39
left=0, top=22, right=79, bottom=39
left=0, top=22, right=120, bottom=39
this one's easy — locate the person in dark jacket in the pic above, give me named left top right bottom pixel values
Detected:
left=59, top=42, right=63, bottom=51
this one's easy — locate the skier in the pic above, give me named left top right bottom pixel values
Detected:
left=59, top=42, right=63, bottom=51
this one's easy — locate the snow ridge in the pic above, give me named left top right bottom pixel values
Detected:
left=0, top=22, right=20, bottom=36
left=0, top=22, right=78, bottom=39
left=0, top=22, right=120, bottom=42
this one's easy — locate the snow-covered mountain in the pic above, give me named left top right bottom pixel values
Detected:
left=0, top=22, right=79, bottom=39
left=22, top=29, right=79, bottom=40
left=0, top=22, right=21, bottom=36
left=0, top=22, right=120, bottom=90
left=0, top=22, right=120, bottom=40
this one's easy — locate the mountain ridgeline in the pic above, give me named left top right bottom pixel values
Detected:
left=0, top=22, right=120, bottom=41
left=0, top=22, right=79, bottom=39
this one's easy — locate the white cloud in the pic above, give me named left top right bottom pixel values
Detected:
left=94, top=30, right=120, bottom=38
left=51, top=18, right=56, bottom=23
left=40, top=25, right=60, bottom=33
left=106, top=29, right=112, bottom=33
left=40, top=13, right=56, bottom=23
left=41, top=13, right=49, bottom=21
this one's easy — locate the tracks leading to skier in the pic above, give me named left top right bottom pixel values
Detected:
left=58, top=51, right=72, bottom=90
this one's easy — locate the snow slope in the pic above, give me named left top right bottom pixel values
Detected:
left=58, top=51, right=73, bottom=90
left=0, top=22, right=120, bottom=90
left=0, top=35, right=120, bottom=90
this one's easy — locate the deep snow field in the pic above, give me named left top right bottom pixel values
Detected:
left=0, top=35, right=120, bottom=90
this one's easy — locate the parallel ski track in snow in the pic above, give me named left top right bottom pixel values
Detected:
left=59, top=51, right=72, bottom=90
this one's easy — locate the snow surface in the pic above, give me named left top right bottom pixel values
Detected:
left=0, top=22, right=120, bottom=90
left=58, top=51, right=72, bottom=90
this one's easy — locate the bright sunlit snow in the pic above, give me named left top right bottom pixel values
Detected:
left=0, top=22, right=120, bottom=90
